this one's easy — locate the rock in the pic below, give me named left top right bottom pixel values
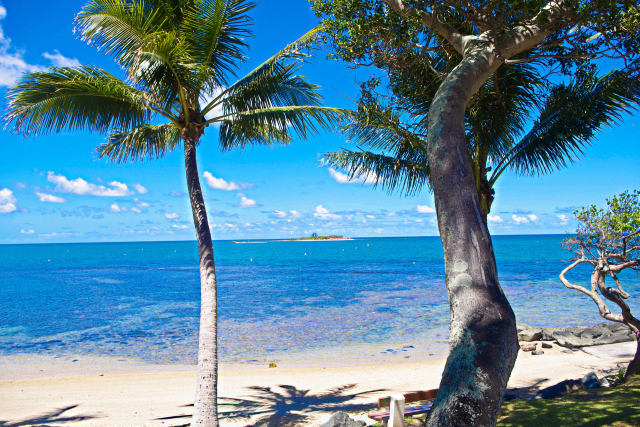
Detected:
left=541, top=327, right=561, bottom=341
left=581, top=372, right=601, bottom=390
left=537, top=379, right=584, bottom=399
left=561, top=349, right=573, bottom=354
left=599, top=376, right=611, bottom=388
left=532, top=350, right=545, bottom=355
left=551, top=323, right=635, bottom=348
left=321, top=412, right=366, bottom=427
left=520, top=343, right=537, bottom=352
left=541, top=342, right=553, bottom=349
left=516, top=322, right=532, bottom=333
left=518, top=328, right=543, bottom=342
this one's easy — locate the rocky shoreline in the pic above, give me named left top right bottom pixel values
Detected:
left=518, top=322, right=636, bottom=348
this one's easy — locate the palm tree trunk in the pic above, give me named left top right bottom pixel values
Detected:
left=185, top=138, right=219, bottom=427
left=424, top=48, right=519, bottom=426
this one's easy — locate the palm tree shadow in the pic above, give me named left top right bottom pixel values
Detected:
left=0, top=405, right=100, bottom=426
left=219, top=383, right=386, bottom=426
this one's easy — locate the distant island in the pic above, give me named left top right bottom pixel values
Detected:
left=290, top=234, right=353, bottom=241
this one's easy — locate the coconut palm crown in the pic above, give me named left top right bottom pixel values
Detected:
left=4, top=1, right=344, bottom=425
left=324, top=63, right=640, bottom=217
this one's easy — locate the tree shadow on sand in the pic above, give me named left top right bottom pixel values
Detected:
left=155, top=383, right=385, bottom=426
left=219, top=383, right=385, bottom=426
left=0, top=405, right=100, bottom=426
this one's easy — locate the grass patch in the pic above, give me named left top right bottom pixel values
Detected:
left=498, top=375, right=640, bottom=426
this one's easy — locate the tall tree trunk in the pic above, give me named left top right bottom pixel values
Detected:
left=625, top=339, right=640, bottom=380
left=185, top=138, right=219, bottom=427
left=425, top=46, right=519, bottom=426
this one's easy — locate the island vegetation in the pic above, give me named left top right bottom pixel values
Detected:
left=290, top=233, right=352, bottom=241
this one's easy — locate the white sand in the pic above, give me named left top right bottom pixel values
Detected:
left=0, top=342, right=635, bottom=426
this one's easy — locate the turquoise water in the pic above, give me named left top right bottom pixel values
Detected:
left=0, top=235, right=638, bottom=364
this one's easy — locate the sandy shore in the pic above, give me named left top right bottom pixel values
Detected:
left=1, top=341, right=635, bottom=426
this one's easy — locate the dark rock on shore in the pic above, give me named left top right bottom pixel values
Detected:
left=551, top=323, right=635, bottom=348
left=518, top=322, right=635, bottom=348
left=321, top=412, right=365, bottom=427
left=536, top=372, right=605, bottom=399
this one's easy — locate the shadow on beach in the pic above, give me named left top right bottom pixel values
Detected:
left=0, top=404, right=100, bottom=426
left=156, top=383, right=385, bottom=426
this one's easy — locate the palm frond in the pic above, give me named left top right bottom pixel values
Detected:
left=492, top=69, right=640, bottom=181
left=182, top=0, right=255, bottom=88
left=98, top=123, right=181, bottom=163
left=75, top=0, right=163, bottom=70
left=4, top=66, right=153, bottom=136
left=218, top=105, right=346, bottom=150
left=203, top=26, right=322, bottom=116
left=322, top=150, right=431, bottom=195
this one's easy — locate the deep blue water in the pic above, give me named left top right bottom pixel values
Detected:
left=0, top=235, right=638, bottom=364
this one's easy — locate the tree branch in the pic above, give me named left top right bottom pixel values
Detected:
left=381, top=0, right=465, bottom=53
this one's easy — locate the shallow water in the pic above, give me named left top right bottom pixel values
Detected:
left=0, top=235, right=637, bottom=364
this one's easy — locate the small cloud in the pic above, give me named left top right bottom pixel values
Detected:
left=512, top=214, right=530, bottom=224
left=130, top=207, right=142, bottom=214
left=134, top=184, right=148, bottom=194
left=488, top=215, right=503, bottom=223
left=42, top=50, right=81, bottom=68
left=36, top=191, right=65, bottom=203
left=47, top=172, right=133, bottom=197
left=134, top=198, right=149, bottom=208
left=314, top=205, right=341, bottom=220
left=0, top=188, right=17, bottom=213
left=272, top=210, right=287, bottom=218
left=172, top=224, right=189, bottom=230
left=557, top=214, right=569, bottom=225
left=527, top=214, right=539, bottom=222
left=238, top=194, right=257, bottom=208
left=328, top=167, right=376, bottom=185
left=387, top=212, right=397, bottom=217
left=110, top=203, right=124, bottom=213
left=20, top=228, right=34, bottom=234
left=417, top=204, right=435, bottom=214
left=203, top=171, right=251, bottom=191
left=289, top=210, right=302, bottom=218
left=169, top=190, right=186, bottom=198
left=164, top=212, right=179, bottom=220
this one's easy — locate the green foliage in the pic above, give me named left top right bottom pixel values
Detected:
left=498, top=375, right=640, bottom=426
left=5, top=0, right=345, bottom=160
left=564, top=190, right=640, bottom=263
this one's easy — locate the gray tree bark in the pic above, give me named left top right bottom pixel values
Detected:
left=424, top=42, right=519, bottom=426
left=185, top=138, right=219, bottom=427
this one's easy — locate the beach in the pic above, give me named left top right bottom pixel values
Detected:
left=1, top=341, right=636, bottom=426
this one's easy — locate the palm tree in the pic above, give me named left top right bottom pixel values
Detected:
left=324, top=65, right=640, bottom=219
left=4, top=1, right=343, bottom=425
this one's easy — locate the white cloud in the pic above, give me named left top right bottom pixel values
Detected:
left=289, top=210, right=302, bottom=218
left=238, top=194, right=256, bottom=208
left=42, top=50, right=80, bottom=68
left=36, top=191, right=65, bottom=203
left=0, top=187, right=17, bottom=213
left=512, top=214, right=530, bottom=224
left=488, top=215, right=503, bottom=223
left=164, top=212, right=179, bottom=220
left=557, top=214, right=569, bottom=225
left=203, top=171, right=251, bottom=191
left=134, top=198, right=149, bottom=208
left=388, top=212, right=397, bottom=217
left=47, top=172, right=133, bottom=197
left=130, top=207, right=142, bottom=214
left=417, top=204, right=436, bottom=214
left=200, top=86, right=227, bottom=121
left=272, top=209, right=287, bottom=218
left=527, top=214, right=539, bottom=222
left=172, top=224, right=189, bottom=230
left=110, top=203, right=123, bottom=213
left=328, top=167, right=376, bottom=185
left=0, top=10, right=79, bottom=87
left=314, top=205, right=341, bottom=220
left=20, top=228, right=34, bottom=234
left=134, top=184, right=148, bottom=194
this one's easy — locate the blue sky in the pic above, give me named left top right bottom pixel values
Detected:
left=0, top=1, right=638, bottom=244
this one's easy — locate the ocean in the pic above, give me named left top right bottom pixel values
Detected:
left=1, top=235, right=638, bottom=365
